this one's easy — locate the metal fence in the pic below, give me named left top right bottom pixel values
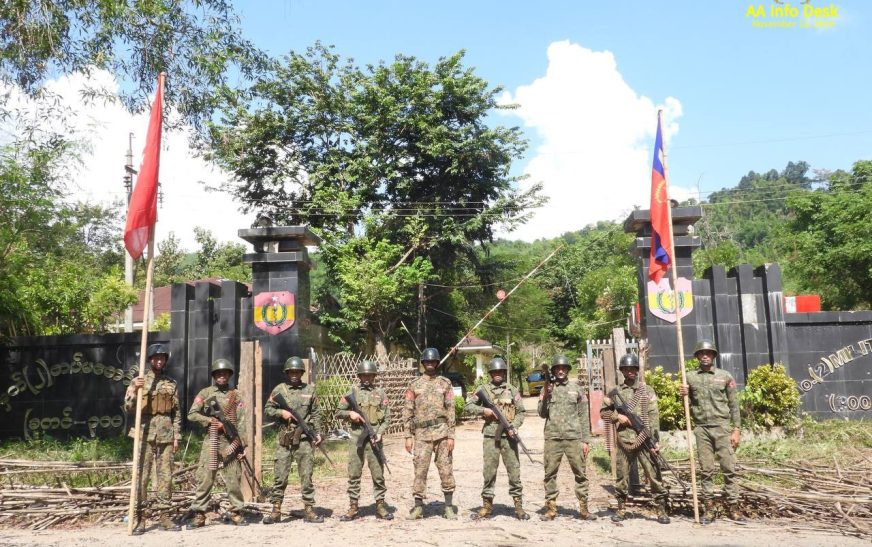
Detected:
left=312, top=352, right=419, bottom=436
left=580, top=338, right=641, bottom=390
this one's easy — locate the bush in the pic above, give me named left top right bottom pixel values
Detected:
left=644, top=366, right=685, bottom=430
left=741, top=363, right=801, bottom=428
left=454, top=396, right=465, bottom=420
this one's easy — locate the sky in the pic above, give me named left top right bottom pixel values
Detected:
left=7, top=0, right=871, bottom=249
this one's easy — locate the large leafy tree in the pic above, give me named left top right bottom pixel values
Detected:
left=209, top=43, right=543, bottom=354
left=0, top=0, right=264, bottom=133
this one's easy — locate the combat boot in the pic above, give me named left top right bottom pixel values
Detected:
left=408, top=498, right=424, bottom=520
left=477, top=498, right=494, bottom=519
left=578, top=499, right=597, bottom=521
left=188, top=511, right=206, bottom=529
left=340, top=500, right=359, bottom=522
left=262, top=502, right=282, bottom=524
left=159, top=515, right=181, bottom=531
left=700, top=499, right=716, bottom=525
left=228, top=511, right=248, bottom=526
left=726, top=504, right=746, bottom=523
left=375, top=500, right=394, bottom=520
left=513, top=496, right=529, bottom=520
left=303, top=504, right=324, bottom=523
left=540, top=500, right=558, bottom=521
left=443, top=492, right=457, bottom=520
left=655, top=500, right=671, bottom=524
left=611, top=498, right=626, bottom=522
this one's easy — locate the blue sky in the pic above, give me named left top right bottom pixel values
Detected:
left=12, top=1, right=867, bottom=246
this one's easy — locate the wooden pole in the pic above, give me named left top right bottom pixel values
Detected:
left=659, top=109, right=700, bottom=523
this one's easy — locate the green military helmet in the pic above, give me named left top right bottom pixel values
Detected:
left=618, top=354, right=640, bottom=369
left=488, top=357, right=508, bottom=372
left=283, top=356, right=306, bottom=372
left=551, top=354, right=571, bottom=370
left=693, top=340, right=719, bottom=358
left=421, top=347, right=441, bottom=362
left=146, top=343, right=170, bottom=360
left=210, top=358, right=235, bottom=376
left=357, top=360, right=379, bottom=375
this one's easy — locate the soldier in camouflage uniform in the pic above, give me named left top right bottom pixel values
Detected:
left=466, top=357, right=529, bottom=520
left=262, top=356, right=324, bottom=524
left=538, top=354, right=596, bottom=521
left=680, top=340, right=744, bottom=523
left=601, top=354, right=670, bottom=524
left=187, top=359, right=248, bottom=527
left=402, top=348, right=457, bottom=520
left=335, top=360, right=394, bottom=521
left=125, top=343, right=182, bottom=534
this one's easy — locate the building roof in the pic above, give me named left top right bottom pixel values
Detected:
left=455, top=335, right=503, bottom=354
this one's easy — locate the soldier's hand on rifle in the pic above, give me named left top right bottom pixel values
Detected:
left=679, top=384, right=689, bottom=397
left=313, top=434, right=323, bottom=447
left=210, top=417, right=224, bottom=433
left=236, top=449, right=246, bottom=461
left=649, top=443, right=660, bottom=455
left=617, top=414, right=631, bottom=426
left=133, top=377, right=145, bottom=390
left=582, top=442, right=590, bottom=457
left=348, top=410, right=364, bottom=424
left=373, top=433, right=382, bottom=444
left=482, top=408, right=495, bottom=419
left=281, top=410, right=293, bottom=422
left=506, top=428, right=515, bottom=439
left=730, top=429, right=741, bottom=449
left=545, top=384, right=553, bottom=395
left=405, top=438, right=414, bottom=454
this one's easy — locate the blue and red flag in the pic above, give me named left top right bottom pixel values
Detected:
left=648, top=113, right=672, bottom=284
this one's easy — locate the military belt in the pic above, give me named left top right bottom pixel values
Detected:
left=415, top=417, right=447, bottom=429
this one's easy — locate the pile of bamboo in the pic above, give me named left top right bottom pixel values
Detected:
left=630, top=450, right=872, bottom=539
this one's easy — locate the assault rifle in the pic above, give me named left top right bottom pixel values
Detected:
left=202, top=397, right=268, bottom=500
left=474, top=387, right=535, bottom=464
left=271, top=393, right=336, bottom=468
left=606, top=389, right=688, bottom=491
left=539, top=363, right=554, bottom=418
left=344, top=391, right=391, bottom=475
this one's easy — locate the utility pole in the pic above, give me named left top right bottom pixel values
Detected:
left=123, top=133, right=136, bottom=332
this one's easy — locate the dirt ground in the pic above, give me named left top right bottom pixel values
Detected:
left=0, top=397, right=865, bottom=546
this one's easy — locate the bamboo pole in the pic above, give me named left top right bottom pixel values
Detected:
left=658, top=109, right=700, bottom=523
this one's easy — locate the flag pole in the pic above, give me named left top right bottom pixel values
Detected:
left=127, top=72, right=164, bottom=535
left=658, top=109, right=700, bottom=523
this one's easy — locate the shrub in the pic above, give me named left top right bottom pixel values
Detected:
left=741, top=363, right=801, bottom=428
left=454, top=396, right=465, bottom=420
left=644, top=366, right=684, bottom=430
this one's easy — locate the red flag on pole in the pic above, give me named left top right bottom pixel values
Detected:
left=648, top=113, right=672, bottom=283
left=123, top=75, right=164, bottom=259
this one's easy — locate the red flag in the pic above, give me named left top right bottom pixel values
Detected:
left=648, top=113, right=672, bottom=283
left=124, top=75, right=164, bottom=259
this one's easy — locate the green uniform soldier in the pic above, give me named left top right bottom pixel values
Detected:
left=679, top=340, right=744, bottom=523
left=601, top=354, right=670, bottom=524
left=262, top=356, right=325, bottom=524
left=187, top=358, right=248, bottom=527
left=538, top=354, right=596, bottom=521
left=335, top=360, right=394, bottom=521
left=466, top=357, right=529, bottom=520
left=402, top=348, right=457, bottom=520
left=125, top=343, right=182, bottom=534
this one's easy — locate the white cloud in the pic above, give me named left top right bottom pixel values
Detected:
left=1, top=69, right=253, bottom=252
left=499, top=41, right=688, bottom=240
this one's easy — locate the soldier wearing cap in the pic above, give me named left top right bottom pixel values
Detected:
left=263, top=356, right=324, bottom=524
left=187, top=358, right=248, bottom=527
left=402, top=348, right=457, bottom=520
left=538, top=354, right=596, bottom=521
left=679, top=340, right=744, bottom=523
left=466, top=357, right=528, bottom=520
left=125, top=343, right=182, bottom=534
left=335, top=360, right=393, bottom=521
left=601, top=353, right=670, bottom=524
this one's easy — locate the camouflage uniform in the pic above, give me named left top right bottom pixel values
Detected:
left=686, top=367, right=741, bottom=504
left=336, top=385, right=392, bottom=502
left=188, top=384, right=247, bottom=513
left=403, top=374, right=456, bottom=499
left=538, top=379, right=591, bottom=503
left=264, top=381, right=322, bottom=506
left=124, top=370, right=181, bottom=507
left=600, top=382, right=668, bottom=504
left=466, top=381, right=525, bottom=500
